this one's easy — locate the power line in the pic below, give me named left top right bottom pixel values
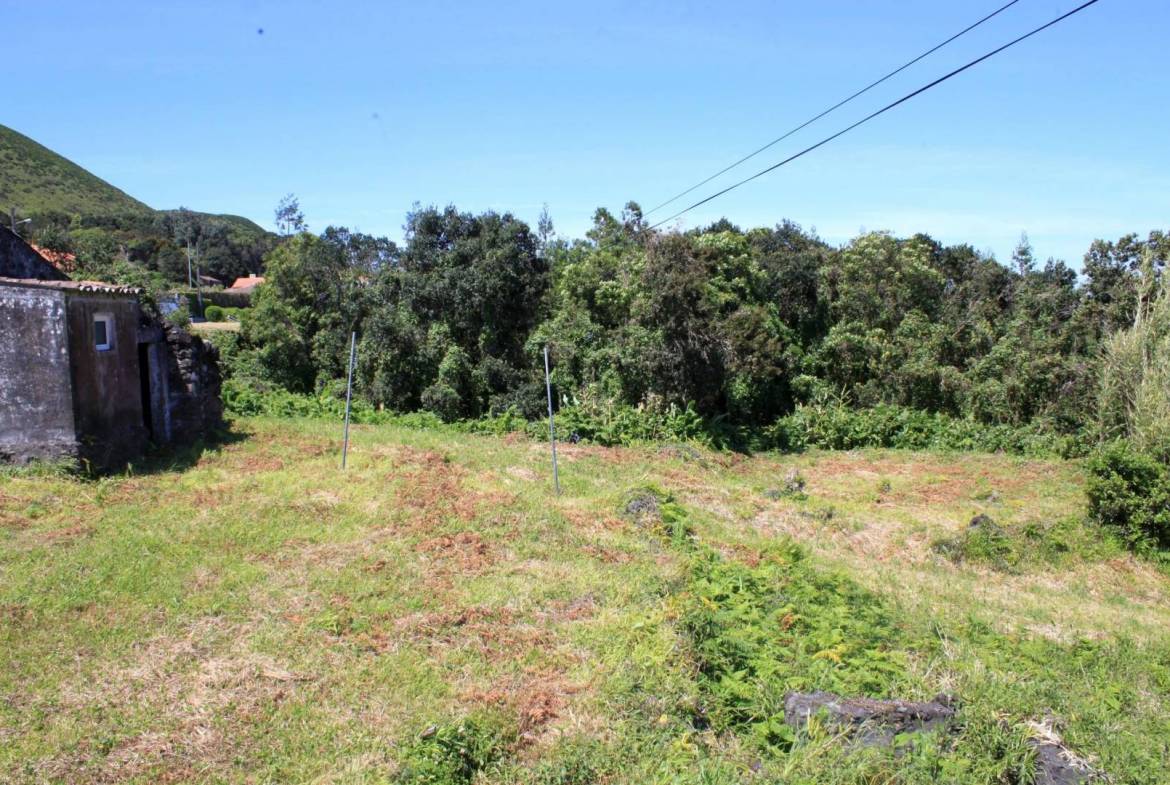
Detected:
left=649, top=0, right=1102, bottom=231
left=644, top=0, right=1024, bottom=217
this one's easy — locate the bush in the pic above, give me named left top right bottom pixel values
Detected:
left=766, top=403, right=1085, bottom=458
left=1085, top=441, right=1170, bottom=552
left=166, top=304, right=191, bottom=329
left=203, top=304, right=225, bottom=321
left=393, top=712, right=515, bottom=784
left=550, top=401, right=732, bottom=449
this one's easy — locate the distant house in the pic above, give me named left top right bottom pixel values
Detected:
left=1, top=228, right=222, bottom=468
left=198, top=273, right=224, bottom=288
left=229, top=273, right=265, bottom=291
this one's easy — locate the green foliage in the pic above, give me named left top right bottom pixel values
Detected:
left=1098, top=255, right=1170, bottom=455
left=931, top=516, right=1109, bottom=573
left=7, top=123, right=1167, bottom=452
left=0, top=124, right=275, bottom=284
left=195, top=193, right=1163, bottom=455
left=526, top=738, right=604, bottom=785
left=768, top=403, right=1086, bottom=457
left=242, top=232, right=369, bottom=392
left=1086, top=441, right=1170, bottom=552
left=680, top=545, right=907, bottom=747
left=0, top=124, right=152, bottom=218
left=553, top=401, right=720, bottom=448
left=357, top=206, right=546, bottom=418
left=392, top=713, right=515, bottom=784
left=165, top=303, right=191, bottom=329
left=422, top=346, right=480, bottom=422
left=203, top=304, right=225, bottom=321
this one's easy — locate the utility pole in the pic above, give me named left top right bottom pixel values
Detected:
left=195, top=263, right=205, bottom=317
left=9, top=207, right=31, bottom=237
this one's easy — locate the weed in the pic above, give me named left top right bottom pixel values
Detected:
left=393, top=712, right=515, bottom=784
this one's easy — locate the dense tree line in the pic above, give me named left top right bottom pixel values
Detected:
left=31, top=208, right=275, bottom=285
left=218, top=201, right=1166, bottom=442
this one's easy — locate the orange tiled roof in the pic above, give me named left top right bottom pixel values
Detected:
left=30, top=244, right=78, bottom=274
left=229, top=275, right=265, bottom=290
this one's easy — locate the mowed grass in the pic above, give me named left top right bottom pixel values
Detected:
left=1, top=418, right=1168, bottom=784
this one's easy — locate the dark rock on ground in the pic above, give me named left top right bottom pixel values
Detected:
left=783, top=691, right=955, bottom=747
left=765, top=469, right=807, bottom=500
left=1026, top=721, right=1105, bottom=785
left=1031, top=742, right=1094, bottom=785
left=968, top=513, right=1004, bottom=536
left=659, top=443, right=705, bottom=465
left=624, top=492, right=661, bottom=523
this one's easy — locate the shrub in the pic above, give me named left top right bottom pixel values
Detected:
left=766, top=403, right=1084, bottom=458
left=203, top=304, right=225, bottom=322
left=165, top=304, right=191, bottom=329
left=421, top=383, right=463, bottom=422
left=1085, top=441, right=1170, bottom=552
left=680, top=544, right=906, bottom=747
left=393, top=712, right=515, bottom=784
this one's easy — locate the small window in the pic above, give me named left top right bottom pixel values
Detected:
left=94, top=314, right=114, bottom=352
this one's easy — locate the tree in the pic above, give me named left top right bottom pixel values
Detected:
left=243, top=232, right=364, bottom=392
left=1098, top=250, right=1170, bottom=455
left=275, top=194, right=307, bottom=236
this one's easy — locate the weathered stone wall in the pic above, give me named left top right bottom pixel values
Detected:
left=0, top=285, right=78, bottom=463
left=159, top=321, right=224, bottom=445
left=0, top=226, right=67, bottom=280
left=65, top=294, right=150, bottom=467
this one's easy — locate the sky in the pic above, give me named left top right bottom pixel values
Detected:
left=4, top=0, right=1167, bottom=266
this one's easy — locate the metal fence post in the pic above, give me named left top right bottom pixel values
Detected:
left=341, top=332, right=356, bottom=469
left=544, top=345, right=561, bottom=495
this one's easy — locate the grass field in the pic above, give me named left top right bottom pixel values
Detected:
left=2, top=418, right=1168, bottom=784
left=189, top=322, right=242, bottom=334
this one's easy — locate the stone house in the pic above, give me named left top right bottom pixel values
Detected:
left=0, top=227, right=222, bottom=468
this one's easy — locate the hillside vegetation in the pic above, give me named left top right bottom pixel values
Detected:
left=0, top=125, right=152, bottom=218
left=1, top=418, right=1168, bottom=783
left=0, top=124, right=275, bottom=284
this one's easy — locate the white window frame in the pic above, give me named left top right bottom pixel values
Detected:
left=94, top=313, right=115, bottom=352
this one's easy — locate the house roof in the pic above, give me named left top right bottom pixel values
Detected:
left=228, top=275, right=265, bottom=290
left=29, top=244, right=78, bottom=274
left=0, top=226, right=69, bottom=281
left=0, top=276, right=143, bottom=296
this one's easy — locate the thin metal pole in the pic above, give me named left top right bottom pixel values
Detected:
left=543, top=345, right=560, bottom=495
left=341, top=332, right=356, bottom=469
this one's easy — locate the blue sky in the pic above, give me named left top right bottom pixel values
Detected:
left=5, top=0, right=1167, bottom=266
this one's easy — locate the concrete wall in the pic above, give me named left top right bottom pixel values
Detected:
left=0, top=285, right=78, bottom=462
left=1, top=282, right=224, bottom=469
left=64, top=294, right=150, bottom=467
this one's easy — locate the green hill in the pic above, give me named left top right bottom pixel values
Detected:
left=0, top=124, right=153, bottom=219
left=0, top=124, right=274, bottom=283
left=0, top=123, right=270, bottom=238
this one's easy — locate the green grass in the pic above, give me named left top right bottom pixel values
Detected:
left=1, top=418, right=1168, bottom=783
